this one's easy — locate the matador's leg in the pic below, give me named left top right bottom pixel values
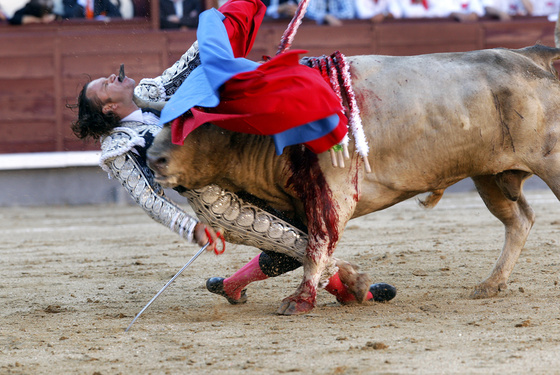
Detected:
left=180, top=185, right=397, bottom=305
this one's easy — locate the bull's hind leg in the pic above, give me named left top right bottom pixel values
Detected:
left=471, top=174, right=535, bottom=299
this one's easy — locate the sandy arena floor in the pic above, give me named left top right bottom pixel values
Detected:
left=1, top=190, right=560, bottom=374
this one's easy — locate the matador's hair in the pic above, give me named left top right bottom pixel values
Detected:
left=68, top=79, right=120, bottom=140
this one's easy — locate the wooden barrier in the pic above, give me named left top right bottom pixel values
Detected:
left=0, top=16, right=557, bottom=154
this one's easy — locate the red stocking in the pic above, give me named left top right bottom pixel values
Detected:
left=222, top=254, right=269, bottom=300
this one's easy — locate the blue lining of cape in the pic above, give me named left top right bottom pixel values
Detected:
left=159, top=6, right=340, bottom=155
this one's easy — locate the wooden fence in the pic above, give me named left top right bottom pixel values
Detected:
left=0, top=15, right=556, bottom=154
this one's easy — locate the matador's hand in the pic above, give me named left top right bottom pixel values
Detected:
left=193, top=223, right=225, bottom=254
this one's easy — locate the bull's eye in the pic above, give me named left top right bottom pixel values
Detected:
left=157, top=157, right=168, bottom=168
left=147, top=155, right=170, bottom=172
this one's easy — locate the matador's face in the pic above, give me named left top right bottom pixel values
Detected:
left=86, top=73, right=136, bottom=112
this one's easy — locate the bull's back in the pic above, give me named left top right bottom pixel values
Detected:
left=346, top=48, right=560, bottom=195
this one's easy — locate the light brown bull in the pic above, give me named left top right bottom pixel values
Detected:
left=147, top=37, right=560, bottom=315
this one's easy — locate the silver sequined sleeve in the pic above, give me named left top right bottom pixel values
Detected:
left=134, top=41, right=200, bottom=102
left=106, top=152, right=199, bottom=244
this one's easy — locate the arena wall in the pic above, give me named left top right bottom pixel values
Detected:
left=0, top=15, right=554, bottom=205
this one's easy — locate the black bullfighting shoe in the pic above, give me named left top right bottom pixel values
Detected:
left=368, top=283, right=397, bottom=302
left=206, top=277, right=248, bottom=305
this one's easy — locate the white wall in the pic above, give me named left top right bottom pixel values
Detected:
left=0, top=0, right=26, bottom=18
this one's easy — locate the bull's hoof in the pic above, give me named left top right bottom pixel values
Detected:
left=351, top=272, right=373, bottom=303
left=277, top=297, right=315, bottom=315
left=206, top=277, right=248, bottom=305
left=369, top=283, right=397, bottom=302
left=470, top=282, right=506, bottom=299
left=336, top=272, right=372, bottom=305
left=335, top=260, right=372, bottom=304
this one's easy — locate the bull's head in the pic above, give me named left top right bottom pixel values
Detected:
left=147, top=124, right=229, bottom=190
left=147, top=125, right=185, bottom=188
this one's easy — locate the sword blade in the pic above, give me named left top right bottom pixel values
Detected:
left=118, top=63, right=125, bottom=82
left=125, top=242, right=210, bottom=332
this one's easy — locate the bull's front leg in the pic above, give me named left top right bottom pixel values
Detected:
left=278, top=146, right=360, bottom=315
left=277, top=241, right=331, bottom=315
left=276, top=178, right=355, bottom=315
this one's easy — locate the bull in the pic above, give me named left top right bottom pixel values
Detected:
left=146, top=30, right=560, bottom=315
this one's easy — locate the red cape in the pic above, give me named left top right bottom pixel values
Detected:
left=170, top=0, right=348, bottom=153
left=220, top=0, right=265, bottom=58
left=174, top=50, right=346, bottom=137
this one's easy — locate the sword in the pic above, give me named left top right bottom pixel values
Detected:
left=125, top=242, right=210, bottom=332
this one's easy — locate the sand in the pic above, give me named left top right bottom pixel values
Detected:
left=2, top=190, right=560, bottom=374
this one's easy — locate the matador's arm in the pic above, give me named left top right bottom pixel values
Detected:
left=99, top=126, right=199, bottom=243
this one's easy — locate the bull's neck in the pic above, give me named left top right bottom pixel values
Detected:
left=223, top=137, right=285, bottom=189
